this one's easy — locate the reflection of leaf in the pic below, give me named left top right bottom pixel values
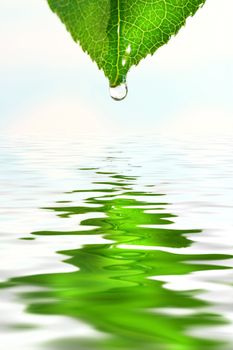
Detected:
left=47, top=0, right=205, bottom=87
left=1, top=171, right=230, bottom=350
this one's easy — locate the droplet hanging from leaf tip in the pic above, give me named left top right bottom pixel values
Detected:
left=109, top=83, right=128, bottom=101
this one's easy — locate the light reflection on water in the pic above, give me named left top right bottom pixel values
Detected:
left=0, top=134, right=233, bottom=350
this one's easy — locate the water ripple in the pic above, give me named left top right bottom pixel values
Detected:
left=0, top=135, right=233, bottom=350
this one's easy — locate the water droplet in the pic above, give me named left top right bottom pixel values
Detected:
left=122, top=58, right=127, bottom=67
left=110, top=83, right=128, bottom=101
left=126, top=44, right=131, bottom=54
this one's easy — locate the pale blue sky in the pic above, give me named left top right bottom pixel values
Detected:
left=0, top=0, right=232, bottom=136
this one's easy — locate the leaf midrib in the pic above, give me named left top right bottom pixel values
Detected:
left=113, top=0, right=121, bottom=87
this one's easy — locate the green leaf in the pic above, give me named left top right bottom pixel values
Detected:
left=47, top=0, right=205, bottom=87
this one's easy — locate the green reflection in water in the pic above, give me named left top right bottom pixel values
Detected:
left=2, top=172, right=231, bottom=350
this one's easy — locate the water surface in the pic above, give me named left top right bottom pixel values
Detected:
left=0, top=134, right=233, bottom=350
